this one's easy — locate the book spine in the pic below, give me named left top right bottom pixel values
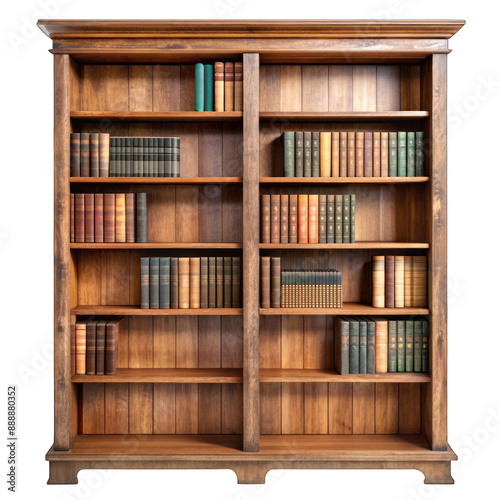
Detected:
left=204, top=64, right=214, bottom=111
left=347, top=132, right=355, bottom=177
left=342, top=194, right=350, bottom=243
left=422, top=319, right=429, bottom=372
left=326, top=194, right=335, bottom=244
left=405, top=320, right=414, bottom=372
left=283, top=132, right=295, bottom=177
left=372, top=256, right=385, bottom=307
left=105, top=321, right=118, bottom=376
left=335, top=194, right=343, bottom=243
left=388, top=132, right=398, bottom=177
left=280, top=194, right=289, bottom=244
left=208, top=257, right=216, bottom=308
left=331, top=132, right=340, bottom=177
left=234, top=62, right=243, bottom=111
left=177, top=257, right=190, bottom=309
left=103, top=193, right=116, bottom=243
left=71, top=323, right=76, bottom=375
left=388, top=320, right=397, bottom=372
left=375, top=319, right=388, bottom=373
left=90, top=133, right=99, bottom=177
left=132, top=138, right=139, bottom=177
left=224, top=62, right=234, bottom=111
left=336, top=317, right=350, bottom=374
left=385, top=255, right=395, bottom=308
left=80, top=133, right=90, bottom=176
left=414, top=320, right=422, bottom=372
left=308, top=194, right=319, bottom=244
left=125, top=193, right=135, bottom=243
left=359, top=320, right=367, bottom=374
left=140, top=257, right=150, bottom=309
left=303, top=131, right=312, bottom=177
left=136, top=192, right=148, bottom=243
left=397, top=131, right=407, bottom=176
left=381, top=132, right=389, bottom=177
left=115, top=193, right=126, bottom=243
left=223, top=256, right=232, bottom=308
left=149, top=257, right=159, bottom=309
left=96, top=321, right=106, bottom=375
left=158, top=138, right=165, bottom=177
left=394, top=255, right=405, bottom=307
left=232, top=256, right=241, bottom=308
left=94, top=193, right=104, bottom=243
left=289, top=194, right=298, bottom=244
left=125, top=138, right=132, bottom=176
left=373, top=132, right=381, bottom=177
left=170, top=257, right=179, bottom=309
left=416, top=131, right=425, bottom=176
left=84, top=193, right=95, bottom=243
left=152, top=138, right=158, bottom=177
left=318, top=194, right=327, bottom=244
left=85, top=322, right=97, bottom=375
left=412, top=256, right=428, bottom=307
left=200, top=257, right=208, bottom=309
left=367, top=320, right=376, bottom=374
left=404, top=256, right=414, bottom=307
left=190, top=257, right=201, bottom=308
left=270, top=194, right=280, bottom=243
left=355, top=132, right=364, bottom=177
left=320, top=132, right=332, bottom=177
left=216, top=257, right=224, bottom=308
left=214, top=62, right=225, bottom=112
left=350, top=194, right=355, bottom=243
left=99, top=133, right=110, bottom=177
left=397, top=320, right=406, bottom=372
left=298, top=194, right=308, bottom=243
left=70, top=133, right=80, bottom=177
left=70, top=193, right=75, bottom=243
left=260, top=256, right=271, bottom=308
left=271, top=257, right=281, bottom=308
left=159, top=257, right=171, bottom=309
left=407, top=132, right=415, bottom=177
left=172, top=137, right=180, bottom=178
left=295, top=131, right=304, bottom=177
left=339, top=132, right=348, bottom=177
left=194, top=63, right=204, bottom=111
left=138, top=138, right=144, bottom=177
left=75, top=323, right=86, bottom=375
left=312, top=132, right=320, bottom=177
left=349, top=320, right=360, bottom=374
left=364, top=131, right=373, bottom=176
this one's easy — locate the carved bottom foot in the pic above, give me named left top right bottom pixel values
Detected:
left=48, top=461, right=80, bottom=485
left=232, top=462, right=269, bottom=484
left=420, top=461, right=454, bottom=485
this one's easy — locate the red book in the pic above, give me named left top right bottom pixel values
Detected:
left=94, top=193, right=104, bottom=243
left=355, top=132, right=364, bottom=177
left=261, top=195, right=271, bottom=243
left=104, top=193, right=116, bottom=243
left=70, top=193, right=75, bottom=243
left=298, top=194, right=308, bottom=243
left=280, top=194, right=289, bottom=244
left=364, top=132, right=373, bottom=177
left=270, top=194, right=280, bottom=243
left=84, top=193, right=95, bottom=243
left=308, top=195, right=319, bottom=244
left=373, top=132, right=381, bottom=177
left=75, top=193, right=85, bottom=243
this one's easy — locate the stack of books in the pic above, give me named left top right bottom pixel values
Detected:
left=70, top=133, right=109, bottom=177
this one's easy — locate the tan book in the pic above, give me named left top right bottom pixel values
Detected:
left=404, top=256, right=414, bottom=307
left=331, top=132, right=340, bottom=177
left=214, top=61, right=224, bottom=112
left=412, top=256, right=428, bottom=307
left=125, top=192, right=135, bottom=243
left=320, top=132, right=332, bottom=177
left=115, top=193, right=126, bottom=243
left=381, top=132, right=389, bottom=177
left=372, top=256, right=385, bottom=308
left=261, top=194, right=271, bottom=243
left=189, top=257, right=200, bottom=308
left=308, top=194, right=319, bottom=244
left=339, top=132, right=348, bottom=177
left=224, top=62, right=234, bottom=111
left=298, top=194, right=309, bottom=243
left=374, top=318, right=388, bottom=373
left=355, top=132, right=364, bottom=177
left=234, top=62, right=243, bottom=111
left=394, top=255, right=405, bottom=307
left=373, top=132, right=381, bottom=177
left=75, top=319, right=87, bottom=375
left=347, top=132, right=355, bottom=177
left=178, top=257, right=190, bottom=309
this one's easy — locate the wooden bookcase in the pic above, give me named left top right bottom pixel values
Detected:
left=38, top=19, right=464, bottom=485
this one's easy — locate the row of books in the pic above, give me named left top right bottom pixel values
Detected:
left=70, top=192, right=147, bottom=243
left=261, top=194, right=355, bottom=244
left=140, top=256, right=241, bottom=309
left=194, top=61, right=243, bottom=112
left=282, top=131, right=425, bottom=178
left=372, top=255, right=427, bottom=308
left=70, top=133, right=109, bottom=177
left=334, top=317, right=429, bottom=374
left=71, top=317, right=124, bottom=376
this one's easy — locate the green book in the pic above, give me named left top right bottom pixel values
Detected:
left=170, top=257, right=179, bottom=309
left=135, top=192, right=148, bottom=243
left=204, top=64, right=214, bottom=111
left=397, top=131, right=407, bottom=176
left=159, top=257, right=170, bottom=309
left=389, top=132, right=398, bottom=176
left=342, top=194, right=350, bottom=243
left=350, top=194, right=355, bottom=243
left=367, top=319, right=376, bottom=374
left=422, top=319, right=429, bottom=372
left=149, top=257, right=160, bottom=309
left=137, top=138, right=144, bottom=177
left=152, top=138, right=159, bottom=177
left=140, top=257, right=150, bottom=309
left=312, top=132, right=320, bottom=177
left=357, top=317, right=368, bottom=374
left=335, top=317, right=350, bottom=375
left=349, top=319, right=360, bottom=374
left=194, top=63, right=204, bottom=111
left=416, top=131, right=425, bottom=176
left=125, top=137, right=132, bottom=176
left=335, top=194, right=343, bottom=243
left=388, top=320, right=397, bottom=372
left=109, top=137, right=115, bottom=177
left=303, top=132, right=312, bottom=177
left=405, top=320, right=414, bottom=372
left=397, top=320, right=406, bottom=372
left=283, top=132, right=295, bottom=177
left=326, top=195, right=335, bottom=244
left=407, top=132, right=415, bottom=177
left=414, top=320, right=422, bottom=372
left=318, top=194, right=327, bottom=243
left=295, top=131, right=304, bottom=177
left=158, top=138, right=165, bottom=177
left=132, top=138, right=139, bottom=176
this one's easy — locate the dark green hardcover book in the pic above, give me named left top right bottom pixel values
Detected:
left=283, top=132, right=295, bottom=177
left=90, top=133, right=99, bottom=177
left=349, top=319, right=360, bottom=374
left=405, top=320, right=414, bottom=372
left=388, top=132, right=398, bottom=177
left=388, top=320, right=397, bottom=372
left=335, top=194, right=343, bottom=243
left=70, top=133, right=80, bottom=177
left=85, top=319, right=98, bottom=375
left=170, top=257, right=179, bottom=309
left=231, top=256, right=241, bottom=308
left=295, top=131, right=304, bottom=177
left=303, top=131, right=312, bottom=177
left=208, top=257, right=216, bottom=308
left=204, top=64, right=214, bottom=111
left=159, top=257, right=170, bottom=309
left=342, top=194, right=350, bottom=243
left=223, top=257, right=232, bottom=308
left=407, top=132, right=415, bottom=177
left=116, top=137, right=123, bottom=176
left=149, top=257, right=159, bottom=309
left=136, top=192, right=148, bottom=243
left=367, top=319, right=376, bottom=374
left=216, top=257, right=224, bottom=308
left=200, top=257, right=208, bottom=309
left=132, top=138, right=139, bottom=176
left=140, top=257, right=150, bottom=309
left=80, top=133, right=90, bottom=176
left=158, top=138, right=165, bottom=177
left=397, top=320, right=405, bottom=372
left=147, top=138, right=154, bottom=176
left=416, top=131, right=425, bottom=176
left=172, top=137, right=180, bottom=177
left=414, top=320, right=422, bottom=372
left=358, top=317, right=367, bottom=374
left=137, top=138, right=144, bottom=177
left=397, top=131, right=407, bottom=176
left=326, top=194, right=335, bottom=244
left=109, top=137, right=116, bottom=176
left=335, top=317, right=350, bottom=375
left=319, top=194, right=327, bottom=243
left=350, top=194, right=355, bottom=243
left=194, top=62, right=204, bottom=111
left=125, top=137, right=132, bottom=176
left=422, top=319, right=429, bottom=372
left=312, top=132, right=320, bottom=177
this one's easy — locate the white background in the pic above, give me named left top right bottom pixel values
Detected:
left=1, top=1, right=499, bottom=499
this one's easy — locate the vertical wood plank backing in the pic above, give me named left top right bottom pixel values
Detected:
left=353, top=383, right=375, bottom=434
left=242, top=53, right=260, bottom=451
left=329, top=383, right=353, bottom=434
left=176, top=384, right=198, bottom=434
left=304, top=316, right=327, bottom=369
left=76, top=252, right=100, bottom=302
left=129, top=65, right=153, bottom=111
left=104, top=384, right=128, bottom=434
left=81, top=384, right=105, bottom=434
left=260, top=383, right=281, bottom=434
left=329, top=66, right=353, bottom=111
left=152, top=65, right=181, bottom=111
left=304, top=383, right=328, bottom=434
left=101, top=250, right=129, bottom=305
left=68, top=57, right=81, bottom=112
left=375, top=383, right=399, bottom=434
left=154, top=384, right=176, bottom=434
left=302, top=65, right=328, bottom=111
left=69, top=252, right=78, bottom=310
left=376, top=65, right=401, bottom=111
left=180, top=65, right=195, bottom=111
left=352, top=66, right=377, bottom=111
left=282, top=383, right=304, bottom=434
left=81, top=65, right=128, bottom=111
left=399, top=384, right=422, bottom=434
left=129, top=383, right=153, bottom=434
left=401, top=65, right=421, bottom=110
left=280, top=66, right=302, bottom=111
left=259, top=65, right=281, bottom=112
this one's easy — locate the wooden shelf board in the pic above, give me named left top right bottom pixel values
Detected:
left=260, top=303, right=429, bottom=315
left=260, top=242, right=429, bottom=250
left=72, top=368, right=242, bottom=383
left=71, top=177, right=243, bottom=184
left=71, top=305, right=243, bottom=316
left=260, top=176, right=429, bottom=184
left=70, top=242, right=242, bottom=249
left=70, top=111, right=242, bottom=122
left=260, top=369, right=430, bottom=383
left=260, top=111, right=429, bottom=122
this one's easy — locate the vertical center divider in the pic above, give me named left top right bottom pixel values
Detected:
left=242, top=53, right=260, bottom=452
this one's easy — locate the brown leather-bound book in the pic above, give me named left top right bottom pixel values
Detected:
left=216, top=257, right=224, bottom=308
left=104, top=193, right=116, bottom=243
left=214, top=62, right=225, bottom=112
left=320, top=132, right=332, bottom=177
left=75, top=318, right=87, bottom=375
left=96, top=320, right=107, bottom=375
left=75, top=193, right=85, bottom=243
left=208, top=257, right=216, bottom=308
left=394, top=255, right=405, bottom=307
left=70, top=133, right=80, bottom=177
left=80, top=133, right=90, bottom=176
left=308, top=194, right=319, bottom=244
left=232, top=256, right=241, bottom=307
left=271, top=257, right=281, bottom=308
left=355, top=132, right=364, bottom=177
left=115, top=193, right=126, bottom=243
left=178, top=257, right=190, bottom=309
left=373, top=132, right=381, bottom=177
left=318, top=194, right=327, bottom=244
left=84, top=193, right=95, bottom=243
left=339, top=132, right=348, bottom=177
left=90, top=133, right=99, bottom=177
left=280, top=194, right=289, bottom=244
left=71, top=323, right=76, bottom=375
left=190, top=257, right=201, bottom=309
left=385, top=255, right=395, bottom=308
left=70, top=193, right=75, bottom=242
left=289, top=194, right=298, bottom=244
left=234, top=62, right=243, bottom=111
left=260, top=256, right=271, bottom=308
left=223, top=257, right=232, bottom=308
left=298, top=194, right=308, bottom=243
left=270, top=194, right=280, bottom=243
left=94, top=193, right=103, bottom=243
left=99, top=133, right=110, bottom=177
left=261, top=194, right=271, bottom=243
left=404, top=256, right=414, bottom=307
left=381, top=132, right=389, bottom=177
left=347, top=132, right=355, bottom=177
left=200, top=257, right=209, bottom=309
left=364, top=131, right=373, bottom=177
left=105, top=318, right=121, bottom=375
left=331, top=132, right=340, bottom=177
left=125, top=193, right=135, bottom=243
left=170, top=257, right=179, bottom=309
left=374, top=318, right=388, bottom=373
left=412, top=256, right=428, bottom=307
left=224, top=62, right=234, bottom=111
left=372, top=256, right=385, bottom=308
left=86, top=319, right=98, bottom=375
